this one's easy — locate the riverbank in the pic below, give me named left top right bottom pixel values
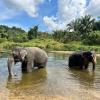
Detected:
left=0, top=39, right=100, bottom=53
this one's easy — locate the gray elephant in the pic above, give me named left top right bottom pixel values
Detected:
left=7, top=47, right=48, bottom=76
left=68, top=51, right=96, bottom=71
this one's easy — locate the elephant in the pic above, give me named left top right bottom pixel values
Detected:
left=68, top=51, right=96, bottom=71
left=7, top=47, right=48, bottom=76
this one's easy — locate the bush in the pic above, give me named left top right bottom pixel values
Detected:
left=83, top=31, right=100, bottom=45
left=8, top=33, right=28, bottom=43
left=63, top=32, right=81, bottom=43
left=0, top=38, right=7, bottom=43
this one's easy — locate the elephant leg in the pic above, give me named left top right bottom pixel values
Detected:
left=84, top=64, right=89, bottom=70
left=27, top=60, right=33, bottom=72
left=21, top=61, right=27, bottom=72
left=79, top=66, right=83, bottom=70
left=38, top=65, right=44, bottom=69
left=38, top=62, right=46, bottom=69
left=85, top=65, right=88, bottom=69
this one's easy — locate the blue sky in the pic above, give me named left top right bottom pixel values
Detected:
left=0, top=0, right=100, bottom=31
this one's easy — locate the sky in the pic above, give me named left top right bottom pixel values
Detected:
left=0, top=0, right=100, bottom=31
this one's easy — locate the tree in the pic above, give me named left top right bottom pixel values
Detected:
left=67, top=15, right=95, bottom=34
left=93, top=21, right=100, bottom=31
left=28, top=25, right=38, bottom=40
left=79, top=15, right=95, bottom=34
left=83, top=31, right=100, bottom=45
left=53, top=30, right=66, bottom=42
left=67, top=18, right=81, bottom=33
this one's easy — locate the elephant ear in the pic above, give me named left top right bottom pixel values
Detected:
left=19, top=49, right=27, bottom=61
left=82, top=51, right=92, bottom=60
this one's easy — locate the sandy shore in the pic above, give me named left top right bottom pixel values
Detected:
left=50, top=51, right=100, bottom=57
left=0, top=94, right=99, bottom=100
left=50, top=51, right=74, bottom=54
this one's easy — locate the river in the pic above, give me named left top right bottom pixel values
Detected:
left=0, top=53, right=100, bottom=100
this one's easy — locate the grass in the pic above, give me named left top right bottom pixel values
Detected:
left=0, top=38, right=100, bottom=53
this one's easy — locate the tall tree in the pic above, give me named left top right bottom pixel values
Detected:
left=67, top=18, right=81, bottom=33
left=28, top=25, right=38, bottom=40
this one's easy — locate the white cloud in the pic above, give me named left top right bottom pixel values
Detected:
left=86, top=0, right=100, bottom=17
left=43, top=16, right=67, bottom=30
left=44, top=0, right=100, bottom=31
left=43, top=0, right=86, bottom=31
left=0, top=0, right=44, bottom=20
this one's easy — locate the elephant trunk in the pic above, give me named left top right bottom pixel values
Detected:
left=92, top=53, right=96, bottom=71
left=7, top=56, right=14, bottom=76
left=92, top=62, right=95, bottom=71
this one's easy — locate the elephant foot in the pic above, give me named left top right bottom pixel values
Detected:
left=34, top=62, right=46, bottom=69
left=38, top=66, right=45, bottom=69
left=22, top=61, right=27, bottom=73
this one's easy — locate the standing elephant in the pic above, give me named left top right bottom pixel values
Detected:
left=68, top=51, right=96, bottom=71
left=7, top=47, right=48, bottom=76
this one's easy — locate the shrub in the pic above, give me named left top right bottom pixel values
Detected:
left=63, top=32, right=81, bottom=43
left=83, top=31, right=100, bottom=45
left=0, top=38, right=7, bottom=43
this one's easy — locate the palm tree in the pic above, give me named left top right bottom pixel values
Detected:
left=79, top=15, right=95, bottom=34
left=67, top=15, right=95, bottom=34
left=67, top=18, right=81, bottom=33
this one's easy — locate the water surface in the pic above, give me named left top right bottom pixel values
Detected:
left=0, top=53, right=100, bottom=100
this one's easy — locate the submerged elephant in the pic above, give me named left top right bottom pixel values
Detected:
left=7, top=47, right=48, bottom=76
left=68, top=51, right=96, bottom=71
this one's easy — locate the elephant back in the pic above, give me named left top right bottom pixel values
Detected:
left=25, top=47, right=48, bottom=63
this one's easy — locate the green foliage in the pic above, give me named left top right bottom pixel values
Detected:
left=62, top=32, right=81, bottom=43
left=0, top=25, right=28, bottom=42
left=11, top=33, right=28, bottom=42
left=67, top=15, right=95, bottom=34
left=67, top=19, right=81, bottom=33
left=0, top=39, right=100, bottom=53
left=28, top=25, right=38, bottom=40
left=52, top=30, right=81, bottom=43
left=53, top=30, right=66, bottom=42
left=93, top=21, right=100, bottom=31
left=0, top=38, right=7, bottom=43
left=83, top=31, right=100, bottom=45
left=38, top=32, right=52, bottom=39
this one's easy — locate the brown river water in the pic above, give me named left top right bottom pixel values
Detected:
left=0, top=53, right=100, bottom=100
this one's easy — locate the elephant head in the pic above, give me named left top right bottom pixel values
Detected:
left=7, top=48, right=28, bottom=76
left=83, top=51, right=96, bottom=71
left=12, top=48, right=27, bottom=63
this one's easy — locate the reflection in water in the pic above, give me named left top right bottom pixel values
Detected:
left=69, top=69, right=95, bottom=89
left=0, top=53, right=100, bottom=99
left=6, top=68, right=48, bottom=99
left=6, top=68, right=47, bottom=95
